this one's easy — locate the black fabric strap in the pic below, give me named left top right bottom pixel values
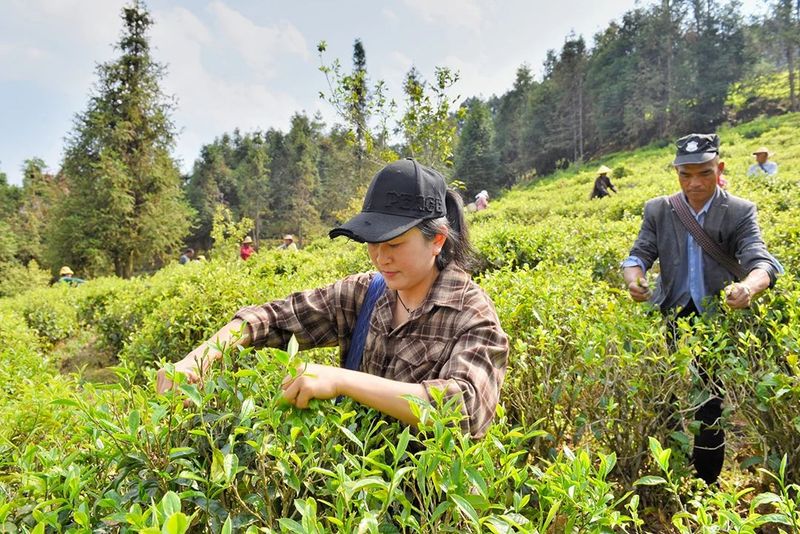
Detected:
left=668, top=193, right=748, bottom=281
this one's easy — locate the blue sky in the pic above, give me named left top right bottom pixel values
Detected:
left=0, top=0, right=768, bottom=185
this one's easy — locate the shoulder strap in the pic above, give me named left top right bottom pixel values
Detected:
left=668, top=193, right=748, bottom=281
left=342, top=273, right=386, bottom=371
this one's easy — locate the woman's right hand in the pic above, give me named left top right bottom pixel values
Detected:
left=156, top=319, right=249, bottom=396
left=156, top=344, right=218, bottom=394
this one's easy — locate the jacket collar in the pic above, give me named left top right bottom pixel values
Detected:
left=421, top=263, right=470, bottom=313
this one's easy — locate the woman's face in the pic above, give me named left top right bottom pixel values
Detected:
left=367, top=227, right=444, bottom=292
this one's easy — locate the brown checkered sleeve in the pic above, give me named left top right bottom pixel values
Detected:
left=233, top=273, right=370, bottom=352
left=420, top=293, right=508, bottom=438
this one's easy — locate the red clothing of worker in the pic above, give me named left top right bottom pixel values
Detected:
left=240, top=243, right=255, bottom=260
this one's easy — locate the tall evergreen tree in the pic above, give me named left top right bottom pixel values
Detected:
left=351, top=39, right=368, bottom=163
left=519, top=38, right=589, bottom=175
left=0, top=166, right=21, bottom=221
left=585, top=21, right=635, bottom=150
left=454, top=99, right=500, bottom=196
left=768, top=0, right=800, bottom=111
left=283, top=114, right=322, bottom=243
left=15, top=158, right=66, bottom=265
left=184, top=143, right=230, bottom=250
left=677, top=0, right=746, bottom=132
left=51, top=1, right=192, bottom=277
left=234, top=133, right=270, bottom=245
left=492, top=65, right=533, bottom=181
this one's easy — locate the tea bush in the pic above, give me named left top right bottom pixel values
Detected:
left=1, top=113, right=799, bottom=531
left=0, top=286, right=79, bottom=347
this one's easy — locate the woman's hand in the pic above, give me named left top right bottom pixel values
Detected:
left=280, top=363, right=343, bottom=408
left=155, top=319, right=249, bottom=397
left=156, top=345, right=218, bottom=394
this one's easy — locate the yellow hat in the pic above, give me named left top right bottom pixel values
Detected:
left=242, top=236, right=253, bottom=244
left=59, top=266, right=73, bottom=276
left=597, top=165, right=612, bottom=175
left=752, top=147, right=771, bottom=156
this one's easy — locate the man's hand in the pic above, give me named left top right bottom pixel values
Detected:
left=724, top=282, right=752, bottom=309
left=623, top=266, right=651, bottom=302
left=281, top=363, right=343, bottom=409
left=628, top=276, right=653, bottom=302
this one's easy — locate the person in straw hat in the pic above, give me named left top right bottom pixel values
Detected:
left=58, top=265, right=85, bottom=285
left=277, top=234, right=298, bottom=252
left=240, top=236, right=256, bottom=260
left=156, top=158, right=508, bottom=439
left=589, top=165, right=618, bottom=199
left=746, top=147, right=778, bottom=177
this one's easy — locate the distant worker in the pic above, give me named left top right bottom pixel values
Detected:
left=589, top=165, right=617, bottom=199
left=277, top=234, right=298, bottom=252
left=179, top=248, right=194, bottom=265
left=622, top=133, right=782, bottom=485
left=240, top=236, right=255, bottom=260
left=474, top=190, right=489, bottom=211
left=58, top=266, right=85, bottom=285
left=746, top=147, right=778, bottom=177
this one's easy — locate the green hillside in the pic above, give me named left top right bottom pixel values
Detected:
left=1, top=114, right=799, bottom=532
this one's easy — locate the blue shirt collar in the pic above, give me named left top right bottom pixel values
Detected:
left=683, top=187, right=718, bottom=217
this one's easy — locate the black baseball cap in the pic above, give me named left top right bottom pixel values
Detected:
left=329, top=158, right=447, bottom=243
left=673, top=133, right=720, bottom=166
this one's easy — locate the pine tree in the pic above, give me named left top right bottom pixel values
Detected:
left=768, top=0, right=800, bottom=111
left=0, top=167, right=21, bottom=221
left=283, top=114, right=322, bottom=243
left=492, top=65, right=533, bottom=180
left=15, top=158, right=66, bottom=265
left=234, top=133, right=270, bottom=245
left=185, top=143, right=230, bottom=251
left=454, top=99, right=500, bottom=196
left=51, top=1, right=192, bottom=278
left=351, top=39, right=368, bottom=163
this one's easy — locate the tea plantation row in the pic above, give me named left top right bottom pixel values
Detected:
left=1, top=114, right=799, bottom=532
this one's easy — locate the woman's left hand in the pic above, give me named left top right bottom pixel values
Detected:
left=281, top=363, right=344, bottom=408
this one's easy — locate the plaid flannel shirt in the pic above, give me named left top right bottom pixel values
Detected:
left=234, top=264, right=509, bottom=438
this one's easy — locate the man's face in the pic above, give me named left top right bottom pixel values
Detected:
left=755, top=152, right=768, bottom=164
left=676, top=158, right=721, bottom=207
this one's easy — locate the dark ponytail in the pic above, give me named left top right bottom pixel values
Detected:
left=417, top=189, right=477, bottom=272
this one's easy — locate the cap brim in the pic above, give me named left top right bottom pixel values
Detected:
left=329, top=211, right=424, bottom=243
left=672, top=152, right=717, bottom=166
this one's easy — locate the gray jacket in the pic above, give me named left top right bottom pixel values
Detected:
left=629, top=189, right=780, bottom=312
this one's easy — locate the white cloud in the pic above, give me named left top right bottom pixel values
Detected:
left=380, top=51, right=414, bottom=92
left=207, top=1, right=309, bottom=78
left=150, top=5, right=303, bottom=172
left=402, top=0, right=484, bottom=32
left=0, top=0, right=122, bottom=84
left=440, top=54, right=520, bottom=101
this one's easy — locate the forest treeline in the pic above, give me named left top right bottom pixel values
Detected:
left=0, top=0, right=798, bottom=292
